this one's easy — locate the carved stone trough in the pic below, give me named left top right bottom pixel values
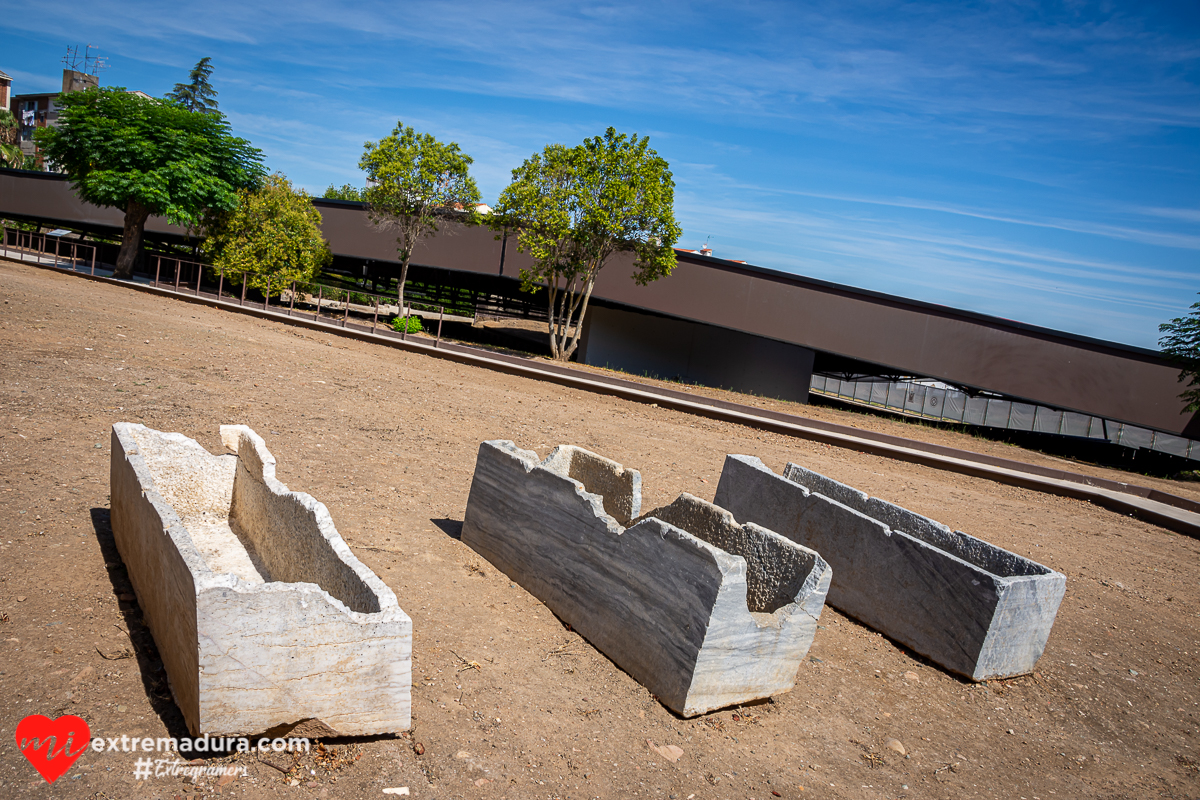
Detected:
left=109, top=423, right=411, bottom=737
left=713, top=455, right=1066, bottom=681
left=461, top=440, right=832, bottom=717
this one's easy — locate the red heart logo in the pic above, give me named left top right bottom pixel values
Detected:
left=15, top=714, right=90, bottom=783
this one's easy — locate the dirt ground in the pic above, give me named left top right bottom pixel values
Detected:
left=1, top=257, right=1198, bottom=800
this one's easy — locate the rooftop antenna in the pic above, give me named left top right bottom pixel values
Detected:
left=63, top=44, right=109, bottom=75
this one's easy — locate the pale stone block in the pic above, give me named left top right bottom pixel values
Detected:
left=713, top=455, right=1066, bottom=681
left=461, top=440, right=831, bottom=717
left=109, top=423, right=411, bottom=737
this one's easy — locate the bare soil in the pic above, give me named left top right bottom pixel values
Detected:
left=1, top=258, right=1198, bottom=800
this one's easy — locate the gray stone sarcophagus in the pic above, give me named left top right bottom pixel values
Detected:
left=461, top=440, right=832, bottom=717
left=109, top=423, right=411, bottom=737
left=714, top=455, right=1066, bottom=681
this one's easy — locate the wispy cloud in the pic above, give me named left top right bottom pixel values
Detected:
left=10, top=1, right=1199, bottom=136
left=739, top=185, right=1200, bottom=251
left=672, top=187, right=1191, bottom=346
left=1, top=67, right=60, bottom=93
left=1135, top=206, right=1200, bottom=224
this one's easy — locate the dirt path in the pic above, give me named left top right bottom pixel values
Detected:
left=1, top=258, right=1197, bottom=800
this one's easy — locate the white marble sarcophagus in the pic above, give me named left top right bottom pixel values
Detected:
left=109, top=423, right=411, bottom=737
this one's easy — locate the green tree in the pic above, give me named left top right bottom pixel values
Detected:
left=34, top=87, right=263, bottom=279
left=492, top=127, right=681, bottom=361
left=322, top=183, right=364, bottom=201
left=166, top=57, right=220, bottom=114
left=202, top=173, right=331, bottom=294
left=0, top=110, right=21, bottom=169
left=359, top=122, right=481, bottom=312
left=1160, top=294, right=1200, bottom=412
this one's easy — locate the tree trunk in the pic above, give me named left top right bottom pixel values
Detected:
left=396, top=253, right=411, bottom=318
left=547, top=278, right=569, bottom=360
left=392, top=211, right=426, bottom=320
left=113, top=198, right=151, bottom=280
left=545, top=274, right=595, bottom=362
left=561, top=276, right=597, bottom=362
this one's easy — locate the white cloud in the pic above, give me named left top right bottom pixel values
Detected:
left=3, top=67, right=61, bottom=93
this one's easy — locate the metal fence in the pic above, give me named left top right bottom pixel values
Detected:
left=2, top=226, right=98, bottom=273
left=810, top=373, right=1199, bottom=462
left=163, top=258, right=457, bottom=346
left=326, top=267, right=549, bottom=323
left=1, top=227, right=460, bottom=347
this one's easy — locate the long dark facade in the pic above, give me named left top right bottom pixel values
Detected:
left=1, top=168, right=1193, bottom=436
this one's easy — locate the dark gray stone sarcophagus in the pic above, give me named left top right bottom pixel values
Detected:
left=714, top=455, right=1065, bottom=681
left=461, top=440, right=831, bottom=717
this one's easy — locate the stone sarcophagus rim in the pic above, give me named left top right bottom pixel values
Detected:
left=461, top=440, right=832, bottom=717
left=109, top=423, right=411, bottom=737
left=713, top=455, right=1066, bottom=681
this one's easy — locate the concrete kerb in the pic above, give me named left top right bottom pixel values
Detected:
left=9, top=255, right=1198, bottom=538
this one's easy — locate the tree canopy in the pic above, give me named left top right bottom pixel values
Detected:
left=1160, top=294, right=1200, bottom=413
left=202, top=173, right=331, bottom=294
left=166, top=57, right=219, bottom=114
left=492, top=127, right=680, bottom=360
left=34, top=86, right=263, bottom=279
left=323, top=183, right=364, bottom=201
left=359, top=122, right=481, bottom=312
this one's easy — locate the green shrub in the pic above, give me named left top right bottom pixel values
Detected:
left=391, top=314, right=425, bottom=334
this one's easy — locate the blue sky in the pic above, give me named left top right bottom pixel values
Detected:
left=2, top=1, right=1197, bottom=349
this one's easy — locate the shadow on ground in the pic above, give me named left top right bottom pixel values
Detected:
left=89, top=507, right=191, bottom=741
left=430, top=518, right=463, bottom=540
